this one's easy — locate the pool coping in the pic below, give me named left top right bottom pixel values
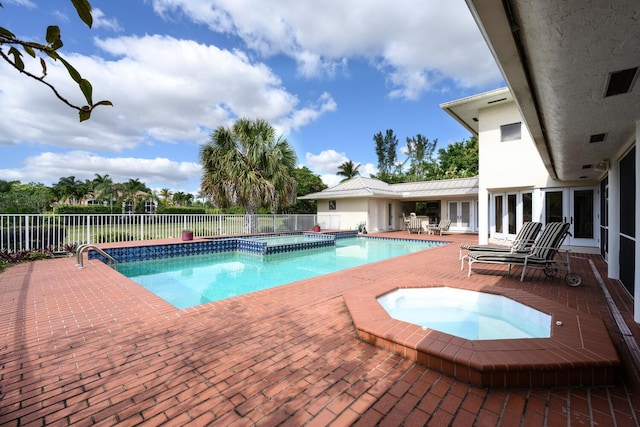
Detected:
left=343, top=281, right=621, bottom=388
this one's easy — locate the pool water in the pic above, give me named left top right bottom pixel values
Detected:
left=118, top=237, right=442, bottom=309
left=377, top=287, right=551, bottom=340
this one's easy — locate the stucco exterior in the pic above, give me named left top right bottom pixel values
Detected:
left=443, top=90, right=601, bottom=253
left=301, top=176, right=479, bottom=234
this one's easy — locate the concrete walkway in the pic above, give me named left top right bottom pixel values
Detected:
left=0, top=232, right=638, bottom=426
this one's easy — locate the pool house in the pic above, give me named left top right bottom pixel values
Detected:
left=299, top=176, right=479, bottom=233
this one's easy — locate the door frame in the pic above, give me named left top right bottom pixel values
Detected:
left=448, top=200, right=475, bottom=232
left=542, top=186, right=599, bottom=247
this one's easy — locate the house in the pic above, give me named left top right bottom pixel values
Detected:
left=442, top=87, right=603, bottom=253
left=458, top=0, right=639, bottom=323
left=302, top=1, right=639, bottom=322
left=298, top=176, right=478, bottom=233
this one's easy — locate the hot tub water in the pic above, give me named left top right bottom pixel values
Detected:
left=377, top=287, right=551, bottom=340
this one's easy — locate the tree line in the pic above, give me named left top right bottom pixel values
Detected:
left=371, top=130, right=477, bottom=183
left=0, top=166, right=326, bottom=215
left=1, top=121, right=476, bottom=214
left=334, top=130, right=478, bottom=184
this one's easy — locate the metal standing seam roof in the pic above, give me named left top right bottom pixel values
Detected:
left=298, top=176, right=479, bottom=200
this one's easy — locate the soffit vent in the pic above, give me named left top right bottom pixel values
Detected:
left=582, top=164, right=592, bottom=169
left=589, top=133, right=607, bottom=143
left=487, top=97, right=507, bottom=105
left=605, top=67, right=639, bottom=97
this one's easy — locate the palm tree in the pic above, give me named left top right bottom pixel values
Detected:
left=200, top=118, right=297, bottom=224
left=90, top=173, right=118, bottom=212
left=53, top=176, right=89, bottom=205
left=91, top=174, right=112, bottom=199
left=336, top=160, right=361, bottom=182
left=122, top=178, right=153, bottom=213
left=158, top=188, right=173, bottom=207
left=172, top=191, right=193, bottom=207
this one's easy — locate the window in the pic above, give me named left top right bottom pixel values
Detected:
left=507, top=194, right=517, bottom=234
left=145, top=201, right=156, bottom=214
left=328, top=200, right=336, bottom=210
left=500, top=122, right=521, bottom=142
left=545, top=191, right=563, bottom=223
left=523, top=192, right=533, bottom=223
left=494, top=195, right=503, bottom=233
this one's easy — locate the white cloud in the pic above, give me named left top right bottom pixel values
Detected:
left=5, top=0, right=36, bottom=7
left=305, top=149, right=348, bottom=174
left=150, top=0, right=502, bottom=99
left=0, top=151, right=202, bottom=188
left=304, top=150, right=377, bottom=187
left=0, top=34, right=334, bottom=152
left=92, top=9, right=123, bottom=32
left=320, top=174, right=341, bottom=188
left=278, top=92, right=337, bottom=134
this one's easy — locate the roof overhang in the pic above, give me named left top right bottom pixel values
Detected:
left=463, top=0, right=640, bottom=182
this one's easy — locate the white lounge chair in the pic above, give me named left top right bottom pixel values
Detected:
left=466, top=222, right=581, bottom=285
left=459, top=221, right=542, bottom=260
left=427, top=219, right=451, bottom=235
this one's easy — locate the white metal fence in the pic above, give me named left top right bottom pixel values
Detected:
left=0, top=214, right=317, bottom=252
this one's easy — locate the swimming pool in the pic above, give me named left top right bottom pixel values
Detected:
left=117, top=237, right=443, bottom=309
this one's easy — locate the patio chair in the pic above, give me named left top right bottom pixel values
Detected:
left=427, top=219, right=451, bottom=235
left=459, top=221, right=542, bottom=260
left=402, top=213, right=411, bottom=230
left=466, top=222, right=581, bottom=285
left=407, top=216, right=422, bottom=234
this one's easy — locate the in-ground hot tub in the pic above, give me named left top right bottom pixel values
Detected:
left=343, top=284, right=620, bottom=388
left=377, top=287, right=551, bottom=340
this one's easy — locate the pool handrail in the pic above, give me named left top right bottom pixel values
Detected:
left=76, top=244, right=117, bottom=269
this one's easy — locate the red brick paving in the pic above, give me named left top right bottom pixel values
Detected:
left=0, top=232, right=639, bottom=425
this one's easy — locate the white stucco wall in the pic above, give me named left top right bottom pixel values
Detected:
left=316, top=198, right=368, bottom=230
left=477, top=99, right=600, bottom=250
left=479, top=101, right=588, bottom=191
left=479, top=102, right=550, bottom=190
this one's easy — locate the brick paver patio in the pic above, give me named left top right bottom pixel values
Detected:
left=1, top=232, right=639, bottom=425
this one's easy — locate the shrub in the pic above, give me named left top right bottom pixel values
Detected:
left=53, top=205, right=112, bottom=214
left=224, top=206, right=244, bottom=215
left=156, top=207, right=206, bottom=214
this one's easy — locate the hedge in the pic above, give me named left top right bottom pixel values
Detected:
left=54, top=205, right=112, bottom=214
left=156, top=207, right=206, bottom=214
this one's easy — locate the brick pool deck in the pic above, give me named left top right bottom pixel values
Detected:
left=0, top=232, right=639, bottom=426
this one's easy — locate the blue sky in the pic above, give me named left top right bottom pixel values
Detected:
left=0, top=0, right=504, bottom=193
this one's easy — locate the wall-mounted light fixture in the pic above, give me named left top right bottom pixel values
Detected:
left=594, top=160, right=609, bottom=172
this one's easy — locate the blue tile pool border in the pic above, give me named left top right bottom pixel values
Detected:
left=88, top=230, right=362, bottom=263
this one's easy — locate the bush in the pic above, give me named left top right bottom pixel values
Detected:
left=224, top=206, right=244, bottom=215
left=156, top=207, right=206, bottom=214
left=53, top=205, right=112, bottom=214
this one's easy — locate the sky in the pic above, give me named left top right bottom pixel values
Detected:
left=0, top=0, right=504, bottom=194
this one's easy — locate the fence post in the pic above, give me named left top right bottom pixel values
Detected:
left=24, top=215, right=30, bottom=251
